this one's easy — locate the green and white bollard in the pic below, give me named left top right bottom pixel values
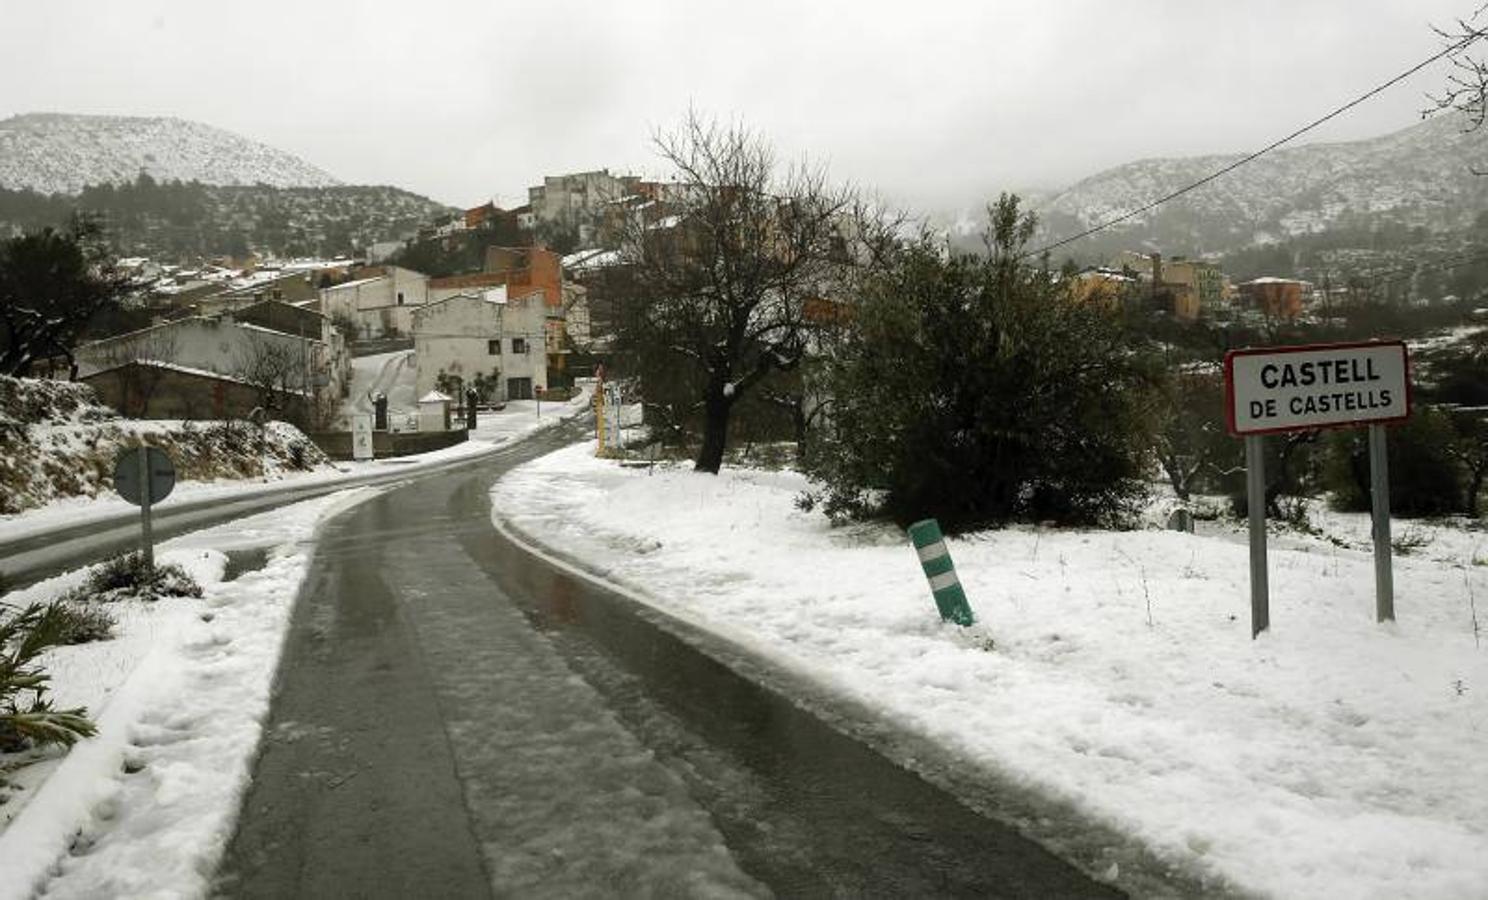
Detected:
left=908, top=518, right=975, bottom=626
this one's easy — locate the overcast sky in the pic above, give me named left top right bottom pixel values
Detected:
left=0, top=1, right=1479, bottom=215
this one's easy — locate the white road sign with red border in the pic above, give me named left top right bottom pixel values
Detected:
left=1224, top=340, right=1411, bottom=436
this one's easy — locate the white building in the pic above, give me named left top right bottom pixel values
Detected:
left=412, top=287, right=549, bottom=402
left=318, top=265, right=430, bottom=339
left=77, top=309, right=350, bottom=414
left=527, top=170, right=636, bottom=240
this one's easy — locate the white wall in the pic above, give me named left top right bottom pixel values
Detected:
left=412, top=290, right=548, bottom=401
left=78, top=317, right=338, bottom=403
left=318, top=266, right=430, bottom=339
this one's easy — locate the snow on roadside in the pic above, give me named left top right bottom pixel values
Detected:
left=0, top=488, right=376, bottom=900
left=491, top=444, right=1488, bottom=900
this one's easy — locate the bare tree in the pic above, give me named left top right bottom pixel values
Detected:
left=233, top=334, right=303, bottom=418
left=1428, top=7, right=1488, bottom=136
left=613, top=111, right=856, bottom=473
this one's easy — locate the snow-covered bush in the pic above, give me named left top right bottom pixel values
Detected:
left=64, top=551, right=202, bottom=603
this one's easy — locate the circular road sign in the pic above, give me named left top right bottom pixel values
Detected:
left=113, top=446, right=176, bottom=506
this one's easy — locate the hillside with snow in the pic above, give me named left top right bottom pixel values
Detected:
left=0, top=113, right=342, bottom=195
left=1032, top=114, right=1488, bottom=260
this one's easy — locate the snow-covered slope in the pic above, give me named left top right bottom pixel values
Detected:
left=1035, top=115, right=1488, bottom=256
left=0, top=113, right=342, bottom=195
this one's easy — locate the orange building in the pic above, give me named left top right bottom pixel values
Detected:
left=1238, top=277, right=1308, bottom=319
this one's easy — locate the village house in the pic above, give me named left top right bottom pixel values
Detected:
left=317, top=264, right=430, bottom=339
left=561, top=248, right=626, bottom=346
left=1159, top=257, right=1223, bottom=322
left=1238, top=277, right=1311, bottom=319
left=426, top=246, right=581, bottom=384
left=1070, top=267, right=1136, bottom=309
left=412, top=286, right=548, bottom=403
left=528, top=170, right=638, bottom=224
left=196, top=270, right=320, bottom=317
left=76, top=303, right=350, bottom=424
left=1103, top=251, right=1228, bottom=322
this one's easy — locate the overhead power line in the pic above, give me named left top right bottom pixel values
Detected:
left=1026, top=25, right=1488, bottom=260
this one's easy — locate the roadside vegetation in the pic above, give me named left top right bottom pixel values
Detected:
left=1, top=550, right=202, bottom=779
left=1, top=601, right=99, bottom=754
left=609, top=114, right=1488, bottom=537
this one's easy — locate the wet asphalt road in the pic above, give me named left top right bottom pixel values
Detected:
left=216, top=426, right=1128, bottom=898
left=0, top=451, right=505, bottom=592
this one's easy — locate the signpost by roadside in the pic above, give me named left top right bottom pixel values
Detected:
left=113, top=444, right=176, bottom=569
left=1224, top=340, right=1411, bottom=637
left=352, top=414, right=374, bottom=461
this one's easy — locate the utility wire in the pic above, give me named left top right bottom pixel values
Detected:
left=1026, top=26, right=1488, bottom=260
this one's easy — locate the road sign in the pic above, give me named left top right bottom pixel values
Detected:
left=1223, top=340, right=1410, bottom=637
left=114, top=444, right=174, bottom=570
left=1225, top=340, right=1410, bottom=436
left=114, top=446, right=175, bottom=506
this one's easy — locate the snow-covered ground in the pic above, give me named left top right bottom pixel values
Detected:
left=0, top=392, right=592, bottom=898
left=0, top=489, right=375, bottom=899
left=0, top=393, right=590, bottom=546
left=341, top=349, right=417, bottom=427
left=491, top=444, right=1488, bottom=900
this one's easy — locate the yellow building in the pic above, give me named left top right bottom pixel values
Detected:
left=1158, top=258, right=1222, bottom=322
left=1070, top=268, right=1135, bottom=309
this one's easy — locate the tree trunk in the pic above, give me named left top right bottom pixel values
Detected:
left=1160, top=452, right=1190, bottom=502
left=695, top=393, right=732, bottom=474
left=791, top=398, right=809, bottom=465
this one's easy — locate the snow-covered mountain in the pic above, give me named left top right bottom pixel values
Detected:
left=0, top=112, right=342, bottom=194
left=1034, top=114, right=1488, bottom=258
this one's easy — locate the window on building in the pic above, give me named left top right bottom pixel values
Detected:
left=512, top=337, right=528, bottom=354
left=397, top=291, right=405, bottom=305
left=488, top=339, right=500, bottom=355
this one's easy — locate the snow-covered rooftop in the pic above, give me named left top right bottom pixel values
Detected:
left=322, top=275, right=385, bottom=292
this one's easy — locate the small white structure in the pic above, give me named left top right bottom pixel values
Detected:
left=417, top=390, right=453, bottom=432
left=318, top=265, right=430, bottom=339
left=352, top=414, right=374, bottom=460
left=413, top=287, right=549, bottom=403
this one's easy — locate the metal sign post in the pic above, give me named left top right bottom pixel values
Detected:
left=1369, top=423, right=1394, bottom=622
left=1244, top=435, right=1269, bottom=637
left=1224, top=340, right=1410, bottom=637
left=114, top=445, right=176, bottom=570
left=137, top=444, right=154, bottom=569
